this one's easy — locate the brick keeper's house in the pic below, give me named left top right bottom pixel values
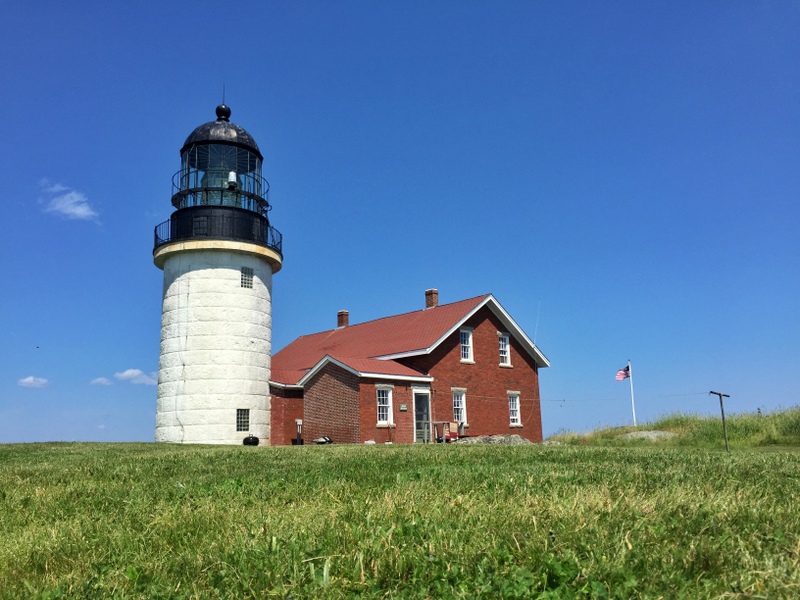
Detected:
left=269, top=289, right=549, bottom=445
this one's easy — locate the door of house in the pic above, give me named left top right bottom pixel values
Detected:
left=414, top=391, right=431, bottom=443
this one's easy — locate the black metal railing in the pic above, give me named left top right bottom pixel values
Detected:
left=171, top=169, right=271, bottom=214
left=154, top=206, right=282, bottom=256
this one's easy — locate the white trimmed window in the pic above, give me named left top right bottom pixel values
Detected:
left=498, top=333, right=511, bottom=366
left=508, top=393, right=521, bottom=426
left=236, top=408, right=250, bottom=432
left=452, top=389, right=467, bottom=425
left=460, top=328, right=474, bottom=362
left=377, top=387, right=393, bottom=424
left=241, top=267, right=254, bottom=288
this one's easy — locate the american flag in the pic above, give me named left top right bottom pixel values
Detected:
left=616, top=366, right=630, bottom=381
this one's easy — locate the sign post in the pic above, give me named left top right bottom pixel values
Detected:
left=709, top=391, right=730, bottom=453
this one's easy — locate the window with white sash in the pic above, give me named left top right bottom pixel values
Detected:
left=498, top=333, right=511, bottom=366
left=460, top=328, right=473, bottom=362
left=508, top=393, right=521, bottom=426
left=377, top=387, right=393, bottom=424
left=452, top=388, right=467, bottom=424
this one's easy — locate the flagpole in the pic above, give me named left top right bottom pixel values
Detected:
left=628, top=359, right=637, bottom=427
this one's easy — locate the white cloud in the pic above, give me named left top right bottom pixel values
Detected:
left=114, top=369, right=157, bottom=385
left=40, top=180, right=99, bottom=221
left=42, top=182, right=69, bottom=194
left=18, top=376, right=48, bottom=388
left=97, top=424, right=106, bottom=430
left=90, top=377, right=113, bottom=386
left=46, top=190, right=98, bottom=220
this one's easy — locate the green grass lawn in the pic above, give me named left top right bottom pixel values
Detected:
left=2, top=439, right=799, bottom=599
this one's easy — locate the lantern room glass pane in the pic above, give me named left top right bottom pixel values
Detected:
left=183, top=144, right=261, bottom=175
left=176, top=143, right=267, bottom=212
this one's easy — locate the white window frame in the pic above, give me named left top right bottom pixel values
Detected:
left=376, top=385, right=393, bottom=425
left=236, top=408, right=250, bottom=432
left=452, top=388, right=467, bottom=426
left=460, top=327, right=474, bottom=363
left=498, top=333, right=511, bottom=366
left=508, top=392, right=521, bottom=426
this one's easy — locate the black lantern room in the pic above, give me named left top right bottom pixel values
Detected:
left=154, top=105, right=282, bottom=256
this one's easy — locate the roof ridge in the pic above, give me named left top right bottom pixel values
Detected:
left=294, top=294, right=490, bottom=338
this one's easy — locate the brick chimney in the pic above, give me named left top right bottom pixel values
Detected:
left=337, top=310, right=349, bottom=328
left=425, top=289, right=439, bottom=309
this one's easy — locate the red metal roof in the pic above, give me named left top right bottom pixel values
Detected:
left=269, top=368, right=307, bottom=387
left=271, top=295, right=488, bottom=384
left=331, top=357, right=423, bottom=377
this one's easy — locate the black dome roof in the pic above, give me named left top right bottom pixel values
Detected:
left=181, top=105, right=263, bottom=160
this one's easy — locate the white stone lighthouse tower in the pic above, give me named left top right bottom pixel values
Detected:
left=153, top=105, right=282, bottom=444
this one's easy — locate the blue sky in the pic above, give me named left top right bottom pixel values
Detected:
left=1, top=1, right=798, bottom=442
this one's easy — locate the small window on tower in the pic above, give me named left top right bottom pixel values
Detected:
left=236, top=409, right=250, bottom=432
left=241, top=267, right=253, bottom=288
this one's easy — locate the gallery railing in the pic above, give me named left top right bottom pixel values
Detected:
left=170, top=169, right=271, bottom=214
left=154, top=206, right=282, bottom=256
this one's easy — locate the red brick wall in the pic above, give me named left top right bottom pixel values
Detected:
left=304, top=363, right=360, bottom=444
left=399, top=306, right=543, bottom=442
left=358, top=381, right=416, bottom=444
left=269, top=385, right=304, bottom=446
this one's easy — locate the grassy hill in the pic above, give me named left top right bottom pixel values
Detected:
left=549, top=407, right=800, bottom=449
left=1, top=413, right=799, bottom=598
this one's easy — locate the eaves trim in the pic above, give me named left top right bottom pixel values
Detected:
left=268, top=381, right=304, bottom=390
left=297, top=355, right=433, bottom=387
left=359, top=372, right=434, bottom=383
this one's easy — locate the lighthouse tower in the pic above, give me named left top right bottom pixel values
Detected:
left=153, top=105, right=282, bottom=444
